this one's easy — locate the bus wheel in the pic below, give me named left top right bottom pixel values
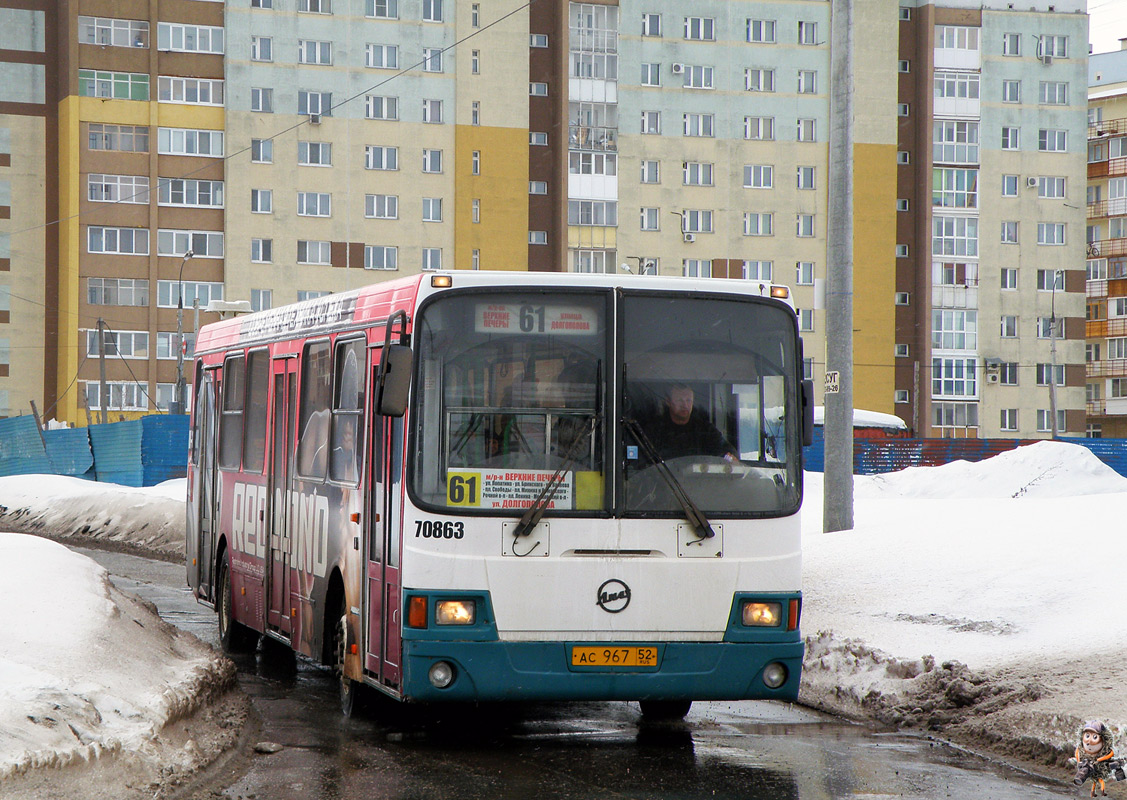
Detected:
left=638, top=700, right=692, bottom=721
left=334, top=601, right=361, bottom=717
left=218, top=550, right=258, bottom=654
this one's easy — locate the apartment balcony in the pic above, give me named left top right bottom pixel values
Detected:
left=1085, top=238, right=1127, bottom=260
left=1090, top=118, right=1127, bottom=140
left=1088, top=399, right=1107, bottom=416
left=1086, top=277, right=1127, bottom=300
left=568, top=125, right=617, bottom=152
left=1087, top=198, right=1127, bottom=219
left=1087, top=318, right=1127, bottom=338
left=1088, top=157, right=1127, bottom=180
left=1086, top=359, right=1127, bottom=378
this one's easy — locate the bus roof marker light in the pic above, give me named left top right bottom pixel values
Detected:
left=770, top=286, right=789, bottom=299
left=431, top=275, right=453, bottom=288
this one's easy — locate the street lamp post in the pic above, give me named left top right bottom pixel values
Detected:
left=1048, top=269, right=1062, bottom=438
left=175, top=250, right=194, bottom=415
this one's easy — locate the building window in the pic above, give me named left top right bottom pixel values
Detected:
left=422, top=197, right=443, bottom=222
left=79, top=16, right=150, bottom=48
left=932, top=309, right=977, bottom=349
left=157, top=229, right=223, bottom=258
left=568, top=199, right=618, bottom=226
left=747, top=19, right=776, bottom=43
left=530, top=132, right=548, bottom=145
left=683, top=65, right=715, bottom=90
left=1001, top=268, right=1017, bottom=289
left=156, top=281, right=224, bottom=308
left=745, top=260, right=773, bottom=280
left=1036, top=410, right=1066, bottom=433
left=297, top=192, right=331, bottom=217
left=895, top=344, right=909, bottom=358
left=529, top=231, right=548, bottom=245
left=1000, top=315, right=1017, bottom=338
left=798, top=309, right=814, bottom=332
left=529, top=181, right=547, bottom=195
left=1002, top=79, right=1020, bottom=103
left=251, top=238, right=272, bottom=263
left=422, top=149, right=443, bottom=173
left=1000, top=363, right=1018, bottom=385
left=471, top=101, right=480, bottom=126
left=895, top=292, right=910, bottom=305
left=472, top=150, right=480, bottom=175
left=250, top=189, right=272, bottom=213
left=899, top=7, right=911, bottom=20
left=641, top=62, right=661, bottom=86
left=423, top=47, right=443, bottom=72
left=897, top=198, right=909, bottom=212
left=683, top=113, right=714, bottom=137
left=364, top=245, right=397, bottom=270
left=798, top=20, right=817, bottom=45
left=796, top=214, right=814, bottom=238
left=797, top=119, right=816, bottom=142
left=158, top=23, right=224, bottom=54
left=367, top=0, right=397, bottom=17
left=683, top=259, right=709, bottom=278
left=530, top=82, right=548, bottom=96
left=935, top=71, right=979, bottom=100
left=936, top=25, right=979, bottom=51
left=365, top=194, right=398, bottom=219
left=422, top=0, right=442, bottom=22
left=366, top=44, right=398, bottom=68
left=898, top=60, right=910, bottom=73
left=365, top=95, right=398, bottom=120
left=932, top=357, right=977, bottom=398
left=87, top=278, right=149, bottom=306
left=1000, top=410, right=1018, bottom=431
left=1038, top=81, right=1068, bottom=105
left=1001, top=126, right=1020, bottom=150
left=895, top=244, right=909, bottom=258
left=897, top=103, right=910, bottom=116
left=422, top=98, right=443, bottom=123
left=743, top=213, right=773, bottom=236
left=530, top=33, right=548, bottom=47
left=1040, top=34, right=1068, bottom=57
left=471, top=199, right=480, bottom=223
left=158, top=128, right=223, bottom=157
left=641, top=111, right=661, bottom=134
left=79, top=70, right=149, bottom=101
left=1002, top=32, right=1021, bottom=55
left=934, top=120, right=978, bottom=163
left=158, top=76, right=223, bottom=106
left=1038, top=129, right=1067, bottom=152
left=1038, top=177, right=1066, bottom=199
left=684, top=16, right=714, bottom=41
left=298, top=0, right=332, bottom=12
left=641, top=160, right=659, bottom=183
left=298, top=90, right=331, bottom=116
left=797, top=70, right=817, bottom=94
left=744, top=164, right=773, bottom=188
left=88, top=124, right=149, bottom=153
left=641, top=13, right=661, bottom=37
left=251, top=87, right=273, bottom=112
left=89, top=174, right=150, bottom=204
left=365, top=145, right=398, bottom=170
left=1037, top=222, right=1066, bottom=245
left=683, top=161, right=713, bottom=186
left=1036, top=269, right=1064, bottom=291
left=298, top=141, right=332, bottom=166
left=1000, top=221, right=1018, bottom=244
left=796, top=261, right=814, bottom=285
left=1001, top=174, right=1018, bottom=196
left=251, top=36, right=272, bottom=61
left=422, top=248, right=442, bottom=270
left=932, top=216, right=978, bottom=255
left=87, top=226, right=149, bottom=255
left=745, top=68, right=775, bottom=92
left=250, top=289, right=272, bottom=312
left=682, top=209, right=713, bottom=233
left=297, top=240, right=331, bottom=265
left=932, top=168, right=978, bottom=209
left=744, top=116, right=774, bottom=140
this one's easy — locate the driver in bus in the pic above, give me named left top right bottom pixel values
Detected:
left=643, top=383, right=738, bottom=463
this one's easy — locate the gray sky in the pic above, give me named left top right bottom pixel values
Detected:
left=1090, top=0, right=1127, bottom=55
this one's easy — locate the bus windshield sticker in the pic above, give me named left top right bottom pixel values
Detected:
left=475, top=304, right=597, bottom=336
left=447, top=469, right=574, bottom=510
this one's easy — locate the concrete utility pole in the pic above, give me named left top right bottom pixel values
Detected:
left=175, top=250, right=194, bottom=415
left=1049, top=269, right=1061, bottom=438
left=824, top=0, right=855, bottom=533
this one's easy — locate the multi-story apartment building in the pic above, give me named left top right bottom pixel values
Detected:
left=895, top=0, right=1087, bottom=437
left=0, top=0, right=1090, bottom=438
left=1086, top=45, right=1127, bottom=437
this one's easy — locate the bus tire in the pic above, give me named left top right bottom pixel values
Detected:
left=334, top=598, right=361, bottom=717
left=217, top=550, right=258, bottom=654
left=638, top=700, right=692, bottom=721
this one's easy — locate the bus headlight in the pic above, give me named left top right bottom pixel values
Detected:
left=428, top=661, right=455, bottom=688
left=742, top=601, right=782, bottom=627
left=762, top=662, right=788, bottom=689
left=435, top=599, right=476, bottom=625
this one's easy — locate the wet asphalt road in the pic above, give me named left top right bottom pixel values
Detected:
left=75, top=546, right=1077, bottom=800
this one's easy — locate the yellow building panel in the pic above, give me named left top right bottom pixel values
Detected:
left=75, top=98, right=224, bottom=130
left=852, top=142, right=897, bottom=416
left=455, top=125, right=528, bottom=270
left=567, top=226, right=617, bottom=250
left=57, top=96, right=84, bottom=426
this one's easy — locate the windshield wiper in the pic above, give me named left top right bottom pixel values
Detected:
left=511, top=415, right=598, bottom=540
left=622, top=417, right=716, bottom=541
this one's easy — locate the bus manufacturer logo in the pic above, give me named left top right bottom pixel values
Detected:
left=596, top=579, right=630, bottom=613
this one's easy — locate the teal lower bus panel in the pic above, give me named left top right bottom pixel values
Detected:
left=400, top=639, right=804, bottom=703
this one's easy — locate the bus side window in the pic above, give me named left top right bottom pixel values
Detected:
left=190, top=359, right=203, bottom=465
left=329, top=338, right=365, bottom=484
left=242, top=350, right=270, bottom=473
left=297, top=340, right=332, bottom=480
left=219, top=355, right=245, bottom=470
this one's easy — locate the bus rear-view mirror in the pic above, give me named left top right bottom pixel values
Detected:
left=377, top=344, right=413, bottom=417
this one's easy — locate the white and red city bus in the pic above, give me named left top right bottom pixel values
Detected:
left=187, top=270, right=812, bottom=717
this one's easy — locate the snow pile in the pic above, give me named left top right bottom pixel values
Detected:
left=0, top=476, right=186, bottom=560
left=0, top=534, right=235, bottom=796
left=801, top=440, right=1127, bottom=765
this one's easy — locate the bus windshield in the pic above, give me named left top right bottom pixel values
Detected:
left=412, top=291, right=608, bottom=513
left=621, top=293, right=800, bottom=516
left=410, top=288, right=800, bottom=517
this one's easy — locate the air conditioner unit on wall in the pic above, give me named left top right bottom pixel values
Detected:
left=1027, top=176, right=1039, bottom=187
left=309, top=113, right=322, bottom=124
left=683, top=232, right=695, bottom=243
left=1041, top=53, right=1053, bottom=65
left=986, top=373, right=1000, bottom=384
left=671, top=63, right=684, bottom=74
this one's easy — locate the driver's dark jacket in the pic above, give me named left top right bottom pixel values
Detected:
left=643, top=412, right=735, bottom=462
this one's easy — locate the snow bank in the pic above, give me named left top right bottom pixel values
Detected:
left=801, top=441, right=1127, bottom=765
left=0, top=475, right=186, bottom=560
left=0, top=534, right=232, bottom=784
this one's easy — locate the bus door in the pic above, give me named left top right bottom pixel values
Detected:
left=365, top=365, right=403, bottom=687
left=267, top=356, right=298, bottom=637
left=193, top=369, right=220, bottom=600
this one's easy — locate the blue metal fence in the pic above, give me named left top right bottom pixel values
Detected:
left=0, top=415, right=188, bottom=486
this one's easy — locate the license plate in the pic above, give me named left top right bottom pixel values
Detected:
left=571, top=646, right=658, bottom=667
